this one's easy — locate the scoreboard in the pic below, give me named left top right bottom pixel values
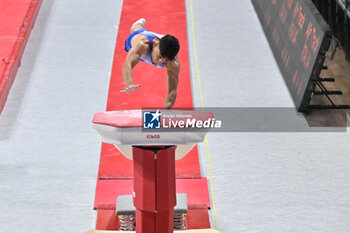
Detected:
left=252, top=0, right=332, bottom=112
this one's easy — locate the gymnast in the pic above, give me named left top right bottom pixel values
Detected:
left=121, top=18, right=180, bottom=109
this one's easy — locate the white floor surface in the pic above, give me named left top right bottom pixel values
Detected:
left=0, top=1, right=350, bottom=233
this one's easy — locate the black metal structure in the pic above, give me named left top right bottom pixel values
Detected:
left=308, top=65, right=350, bottom=110
left=252, top=0, right=350, bottom=112
left=313, top=0, right=350, bottom=60
left=252, top=0, right=333, bottom=112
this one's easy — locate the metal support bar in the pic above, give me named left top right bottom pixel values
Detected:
left=316, top=77, right=335, bottom=82
left=337, top=3, right=346, bottom=45
left=330, top=39, right=339, bottom=60
left=308, top=104, right=350, bottom=109
left=316, top=81, right=336, bottom=105
left=330, top=0, right=338, bottom=33
left=314, top=90, right=343, bottom=95
left=321, top=0, right=329, bottom=20
left=336, top=0, right=350, bottom=18
left=346, top=15, right=350, bottom=59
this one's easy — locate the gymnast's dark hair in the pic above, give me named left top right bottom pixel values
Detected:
left=159, top=35, right=180, bottom=61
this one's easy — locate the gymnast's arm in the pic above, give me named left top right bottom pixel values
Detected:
left=121, top=40, right=147, bottom=93
left=164, top=56, right=180, bottom=109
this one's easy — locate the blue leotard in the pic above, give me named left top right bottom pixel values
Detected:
left=124, top=29, right=165, bottom=68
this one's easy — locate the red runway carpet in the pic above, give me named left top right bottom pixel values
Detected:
left=95, top=0, right=211, bottom=230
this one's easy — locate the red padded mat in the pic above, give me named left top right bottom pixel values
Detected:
left=0, top=0, right=42, bottom=113
left=98, top=143, right=201, bottom=179
left=96, top=209, right=119, bottom=230
left=105, top=0, right=193, bottom=111
left=94, top=178, right=211, bottom=210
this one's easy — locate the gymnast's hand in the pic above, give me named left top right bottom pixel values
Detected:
left=120, top=84, right=141, bottom=93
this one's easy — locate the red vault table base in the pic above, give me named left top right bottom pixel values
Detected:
left=133, top=146, right=176, bottom=233
left=92, top=110, right=220, bottom=233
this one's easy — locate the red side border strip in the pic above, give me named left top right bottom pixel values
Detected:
left=0, top=0, right=43, bottom=114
